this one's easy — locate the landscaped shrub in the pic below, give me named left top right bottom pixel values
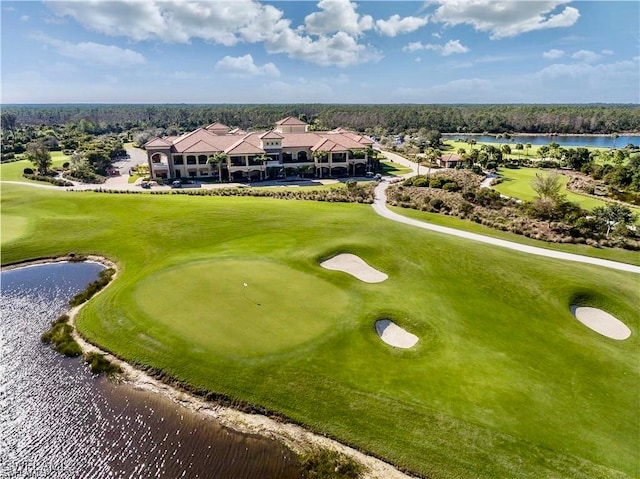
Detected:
left=429, top=178, right=445, bottom=188
left=412, top=176, right=429, bottom=187
left=429, top=198, right=445, bottom=211
left=84, top=352, right=123, bottom=376
left=69, top=268, right=115, bottom=307
left=299, top=449, right=364, bottom=479
left=23, top=167, right=34, bottom=175
left=442, top=181, right=460, bottom=192
left=41, top=315, right=82, bottom=357
left=23, top=173, right=74, bottom=187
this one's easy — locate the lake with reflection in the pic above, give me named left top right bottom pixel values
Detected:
left=0, top=261, right=301, bottom=479
left=443, top=134, right=638, bottom=148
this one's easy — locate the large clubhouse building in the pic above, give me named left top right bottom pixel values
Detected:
left=144, top=117, right=375, bottom=181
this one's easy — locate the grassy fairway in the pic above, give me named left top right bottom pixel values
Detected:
left=2, top=182, right=638, bottom=479
left=493, top=166, right=608, bottom=209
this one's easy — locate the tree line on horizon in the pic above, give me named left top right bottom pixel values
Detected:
left=2, top=104, right=639, bottom=136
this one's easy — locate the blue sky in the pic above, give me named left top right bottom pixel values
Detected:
left=2, top=1, right=638, bottom=103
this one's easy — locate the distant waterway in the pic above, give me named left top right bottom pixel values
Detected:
left=0, top=261, right=301, bottom=479
left=443, top=133, right=639, bottom=149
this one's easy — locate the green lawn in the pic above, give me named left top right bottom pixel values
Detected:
left=493, top=167, right=640, bottom=217
left=1, top=154, right=70, bottom=182
left=2, top=182, right=638, bottom=479
left=379, top=160, right=413, bottom=176
left=493, top=166, right=605, bottom=208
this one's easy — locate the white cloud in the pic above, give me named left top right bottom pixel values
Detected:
left=20, top=15, right=29, bottom=22
left=403, top=39, right=469, bottom=56
left=265, top=29, right=381, bottom=67
left=543, top=49, right=565, bottom=59
left=215, top=54, right=280, bottom=77
left=33, top=33, right=146, bottom=67
left=571, top=49, right=601, bottom=63
left=304, top=0, right=373, bottom=36
left=376, top=14, right=428, bottom=37
left=45, top=0, right=381, bottom=68
left=392, top=56, right=639, bottom=103
left=431, top=1, right=580, bottom=39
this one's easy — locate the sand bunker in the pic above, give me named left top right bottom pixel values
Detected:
left=320, top=254, right=388, bottom=283
left=571, top=306, right=631, bottom=340
left=375, top=320, right=419, bottom=348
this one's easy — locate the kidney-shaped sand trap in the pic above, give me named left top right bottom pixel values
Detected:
left=375, top=319, right=419, bottom=348
left=320, top=254, right=388, bottom=283
left=571, top=306, right=631, bottom=340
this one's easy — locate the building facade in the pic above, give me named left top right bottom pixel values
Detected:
left=144, top=117, right=375, bottom=181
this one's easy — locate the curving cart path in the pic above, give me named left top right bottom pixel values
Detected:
left=372, top=180, right=640, bottom=274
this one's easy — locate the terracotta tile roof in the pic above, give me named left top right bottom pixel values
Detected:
left=144, top=137, right=172, bottom=148
left=281, top=132, right=322, bottom=148
left=182, top=139, right=223, bottom=154
left=318, top=133, right=362, bottom=150
left=341, top=131, right=374, bottom=145
left=275, top=116, right=308, bottom=126
left=206, top=122, right=230, bottom=132
left=225, top=134, right=265, bottom=155
left=259, top=130, right=284, bottom=139
left=172, top=128, right=241, bottom=154
left=311, top=138, right=344, bottom=152
left=149, top=123, right=375, bottom=157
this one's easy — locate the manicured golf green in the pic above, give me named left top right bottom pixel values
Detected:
left=1, top=181, right=638, bottom=479
left=135, top=260, right=349, bottom=357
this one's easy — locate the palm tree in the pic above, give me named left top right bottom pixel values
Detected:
left=312, top=150, right=329, bottom=177
left=525, top=143, right=532, bottom=158
left=253, top=154, right=270, bottom=180
left=208, top=152, right=228, bottom=182
left=612, top=133, right=619, bottom=149
left=515, top=143, right=524, bottom=161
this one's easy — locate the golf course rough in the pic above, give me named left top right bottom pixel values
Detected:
left=134, top=259, right=350, bottom=357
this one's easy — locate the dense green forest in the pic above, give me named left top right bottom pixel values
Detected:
left=2, top=104, right=639, bottom=135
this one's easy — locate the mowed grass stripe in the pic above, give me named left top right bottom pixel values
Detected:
left=1, top=182, right=638, bottom=479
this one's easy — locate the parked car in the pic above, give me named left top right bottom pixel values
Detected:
left=141, top=181, right=151, bottom=189
left=171, top=180, right=182, bottom=188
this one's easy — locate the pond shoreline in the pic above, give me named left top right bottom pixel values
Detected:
left=3, top=255, right=414, bottom=479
